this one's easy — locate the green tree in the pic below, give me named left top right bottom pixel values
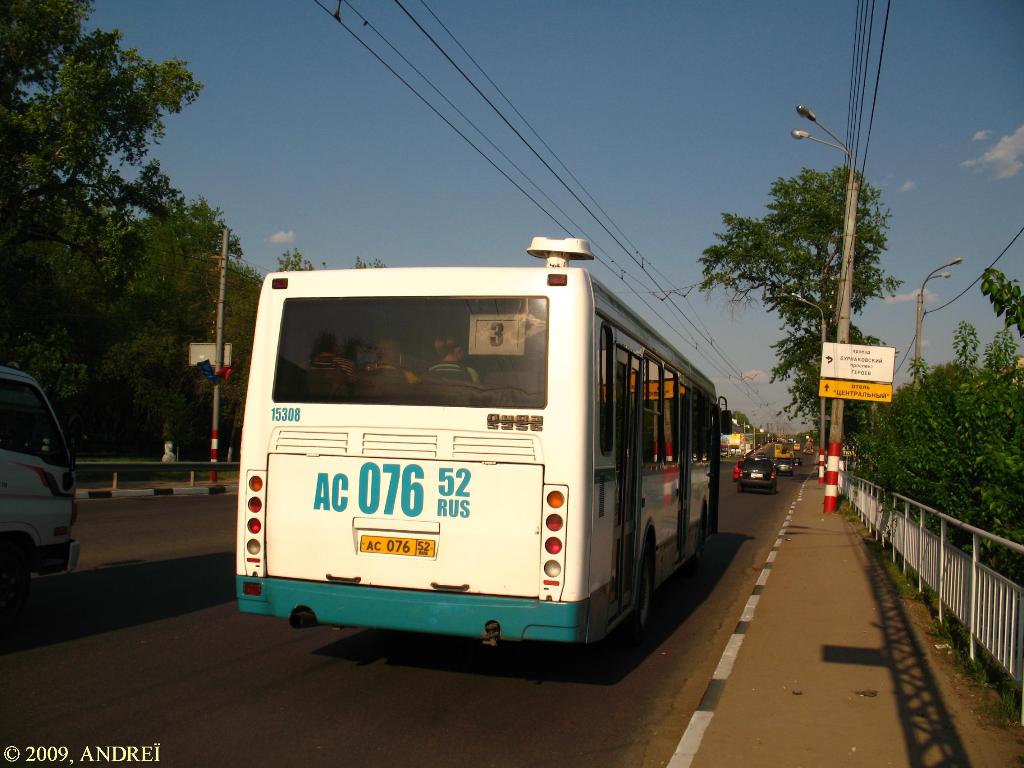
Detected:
left=0, top=0, right=201, bottom=254
left=730, top=410, right=751, bottom=431
left=700, top=167, right=901, bottom=424
left=0, top=0, right=201, bottom=402
left=853, top=322, right=1023, bottom=576
left=981, top=268, right=1024, bottom=337
left=354, top=256, right=386, bottom=268
left=98, top=199, right=252, bottom=451
left=277, top=248, right=314, bottom=271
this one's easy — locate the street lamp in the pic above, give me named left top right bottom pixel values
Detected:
left=792, top=103, right=860, bottom=513
left=787, top=293, right=829, bottom=484
left=914, top=258, right=962, bottom=380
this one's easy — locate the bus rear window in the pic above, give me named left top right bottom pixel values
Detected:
left=272, top=297, right=548, bottom=408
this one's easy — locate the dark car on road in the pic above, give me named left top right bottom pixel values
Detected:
left=737, top=456, right=778, bottom=494
left=775, top=455, right=795, bottom=475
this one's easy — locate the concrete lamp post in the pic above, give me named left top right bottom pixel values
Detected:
left=792, top=103, right=859, bottom=513
left=914, top=258, right=963, bottom=381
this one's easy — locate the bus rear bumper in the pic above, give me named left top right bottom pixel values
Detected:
left=236, top=576, right=590, bottom=643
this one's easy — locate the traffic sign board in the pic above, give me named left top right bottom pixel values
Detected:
left=189, top=342, right=232, bottom=366
left=819, top=378, right=893, bottom=403
left=820, top=342, right=896, bottom=383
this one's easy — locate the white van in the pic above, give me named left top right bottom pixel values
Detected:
left=0, top=365, right=79, bottom=629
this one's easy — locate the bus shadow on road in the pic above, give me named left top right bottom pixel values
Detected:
left=311, top=532, right=753, bottom=685
left=0, top=552, right=235, bottom=654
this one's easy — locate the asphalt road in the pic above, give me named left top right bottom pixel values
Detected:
left=1, top=466, right=807, bottom=768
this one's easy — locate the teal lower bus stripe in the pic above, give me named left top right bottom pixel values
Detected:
left=236, top=576, right=591, bottom=643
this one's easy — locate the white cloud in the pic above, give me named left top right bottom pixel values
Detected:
left=961, top=124, right=1024, bottom=179
left=973, top=130, right=991, bottom=141
left=885, top=288, right=937, bottom=305
left=268, top=230, right=295, bottom=244
left=740, top=369, right=770, bottom=383
left=899, top=179, right=917, bottom=193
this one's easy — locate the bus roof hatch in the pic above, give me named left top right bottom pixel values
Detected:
left=528, top=236, right=594, bottom=268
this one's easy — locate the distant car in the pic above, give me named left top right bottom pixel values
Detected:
left=737, top=456, right=778, bottom=494
left=775, top=456, right=795, bottom=475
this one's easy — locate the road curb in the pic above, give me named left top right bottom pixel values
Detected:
left=77, top=485, right=237, bottom=499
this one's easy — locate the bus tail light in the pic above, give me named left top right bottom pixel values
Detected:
left=242, top=581, right=262, bottom=596
left=540, top=484, right=568, bottom=596
left=243, top=471, right=266, bottom=575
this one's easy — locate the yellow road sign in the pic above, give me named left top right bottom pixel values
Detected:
left=819, top=378, right=893, bottom=403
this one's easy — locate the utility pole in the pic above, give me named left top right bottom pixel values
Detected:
left=792, top=103, right=859, bottom=514
left=824, top=164, right=860, bottom=513
left=210, top=228, right=228, bottom=482
left=914, top=258, right=962, bottom=382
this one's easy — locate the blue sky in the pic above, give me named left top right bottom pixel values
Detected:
left=90, top=1, right=1023, bottom=428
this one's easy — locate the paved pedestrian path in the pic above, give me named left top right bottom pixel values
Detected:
left=670, top=477, right=1020, bottom=767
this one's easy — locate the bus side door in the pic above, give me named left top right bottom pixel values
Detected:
left=609, top=347, right=641, bottom=620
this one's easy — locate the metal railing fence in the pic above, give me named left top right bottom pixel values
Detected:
left=840, top=471, right=1024, bottom=723
left=76, top=461, right=240, bottom=489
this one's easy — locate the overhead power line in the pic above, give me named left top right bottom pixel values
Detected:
left=311, top=0, right=769, bottom=406
left=927, top=222, right=1024, bottom=316
left=393, top=0, right=764, bottom=399
left=894, top=221, right=1024, bottom=374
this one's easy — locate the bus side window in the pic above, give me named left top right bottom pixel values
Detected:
left=692, top=391, right=707, bottom=463
left=680, top=383, right=691, bottom=464
left=599, top=324, right=613, bottom=455
left=642, top=358, right=662, bottom=464
left=664, top=369, right=678, bottom=465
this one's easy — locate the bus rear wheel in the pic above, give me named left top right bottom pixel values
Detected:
left=682, top=507, right=707, bottom=577
left=625, top=548, right=654, bottom=646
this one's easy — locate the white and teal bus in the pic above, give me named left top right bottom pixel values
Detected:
left=236, top=237, right=731, bottom=644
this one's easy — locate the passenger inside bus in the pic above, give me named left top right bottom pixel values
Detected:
left=366, top=337, right=419, bottom=384
left=308, top=333, right=355, bottom=397
left=430, top=336, right=480, bottom=384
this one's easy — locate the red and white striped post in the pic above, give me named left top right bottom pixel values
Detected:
left=823, top=442, right=841, bottom=513
left=209, top=427, right=219, bottom=483
left=818, top=449, right=825, bottom=484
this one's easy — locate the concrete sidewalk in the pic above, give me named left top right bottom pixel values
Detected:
left=671, top=477, right=1020, bottom=767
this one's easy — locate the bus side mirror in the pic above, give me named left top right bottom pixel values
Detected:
left=719, top=409, right=732, bottom=434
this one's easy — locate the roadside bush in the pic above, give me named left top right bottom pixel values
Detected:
left=852, top=323, right=1024, bottom=581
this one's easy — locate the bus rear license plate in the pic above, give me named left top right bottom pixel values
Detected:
left=359, top=535, right=436, bottom=558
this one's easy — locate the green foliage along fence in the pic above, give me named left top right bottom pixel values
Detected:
left=852, top=322, right=1023, bottom=582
